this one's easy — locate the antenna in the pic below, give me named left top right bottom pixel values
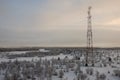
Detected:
left=85, top=6, right=94, bottom=66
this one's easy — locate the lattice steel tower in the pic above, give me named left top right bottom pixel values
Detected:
left=85, top=6, right=94, bottom=66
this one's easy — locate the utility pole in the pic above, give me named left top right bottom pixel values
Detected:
left=85, top=6, right=94, bottom=67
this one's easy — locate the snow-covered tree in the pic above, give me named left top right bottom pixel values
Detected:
left=99, top=73, right=106, bottom=80
left=77, top=73, right=87, bottom=80
left=86, top=68, right=93, bottom=75
left=59, top=69, right=64, bottom=78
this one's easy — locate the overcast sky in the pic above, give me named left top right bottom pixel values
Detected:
left=0, top=0, right=120, bottom=47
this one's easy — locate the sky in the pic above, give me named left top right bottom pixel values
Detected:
left=0, top=0, right=120, bottom=47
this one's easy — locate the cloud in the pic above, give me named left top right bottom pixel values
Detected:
left=105, top=18, right=120, bottom=25
left=0, top=0, right=120, bottom=47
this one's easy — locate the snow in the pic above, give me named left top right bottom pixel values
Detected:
left=51, top=67, right=120, bottom=80
left=39, top=49, right=50, bottom=52
left=1, top=51, right=30, bottom=55
left=0, top=75, right=4, bottom=80
left=64, top=71, right=76, bottom=80
left=0, top=53, right=73, bottom=62
left=42, top=53, right=73, bottom=60
left=0, top=50, right=120, bottom=80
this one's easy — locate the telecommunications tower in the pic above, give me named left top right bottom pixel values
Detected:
left=85, top=6, right=94, bottom=66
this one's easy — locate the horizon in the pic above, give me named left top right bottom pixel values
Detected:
left=0, top=45, right=114, bottom=48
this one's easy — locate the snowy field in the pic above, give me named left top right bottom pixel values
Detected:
left=0, top=53, right=73, bottom=62
left=0, top=49, right=120, bottom=80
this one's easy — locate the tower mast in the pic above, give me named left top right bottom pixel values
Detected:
left=85, top=6, right=94, bottom=66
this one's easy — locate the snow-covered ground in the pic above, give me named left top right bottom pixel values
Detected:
left=52, top=67, right=120, bottom=80
left=0, top=53, right=73, bottom=62
left=0, top=50, right=120, bottom=80
left=0, top=51, right=30, bottom=55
